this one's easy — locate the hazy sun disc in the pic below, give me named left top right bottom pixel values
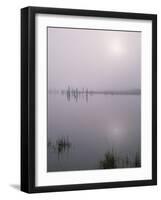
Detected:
left=108, top=38, right=126, bottom=57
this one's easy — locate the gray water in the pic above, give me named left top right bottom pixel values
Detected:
left=47, top=92, right=141, bottom=172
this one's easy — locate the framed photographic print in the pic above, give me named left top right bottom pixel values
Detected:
left=21, top=6, right=157, bottom=193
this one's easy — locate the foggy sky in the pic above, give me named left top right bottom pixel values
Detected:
left=48, top=27, right=141, bottom=91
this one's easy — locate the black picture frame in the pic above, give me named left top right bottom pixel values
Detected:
left=21, top=6, right=157, bottom=193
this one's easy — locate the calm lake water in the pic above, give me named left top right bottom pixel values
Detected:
left=47, top=93, right=141, bottom=172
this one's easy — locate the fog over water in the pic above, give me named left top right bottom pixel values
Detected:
left=47, top=27, right=141, bottom=172
left=48, top=28, right=141, bottom=91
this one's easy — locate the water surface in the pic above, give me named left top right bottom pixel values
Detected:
left=47, top=92, right=141, bottom=172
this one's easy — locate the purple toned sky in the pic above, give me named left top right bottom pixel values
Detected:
left=48, top=27, right=141, bottom=91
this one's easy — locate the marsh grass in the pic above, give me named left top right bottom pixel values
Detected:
left=48, top=136, right=72, bottom=159
left=100, top=150, right=141, bottom=169
left=48, top=138, right=141, bottom=169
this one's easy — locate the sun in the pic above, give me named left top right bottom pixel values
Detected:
left=110, top=39, right=125, bottom=56
left=105, top=36, right=126, bottom=58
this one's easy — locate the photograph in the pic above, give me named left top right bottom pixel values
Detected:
left=47, top=27, right=141, bottom=172
left=21, top=6, right=157, bottom=193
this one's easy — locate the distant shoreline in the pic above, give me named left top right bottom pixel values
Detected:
left=48, top=89, right=141, bottom=95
